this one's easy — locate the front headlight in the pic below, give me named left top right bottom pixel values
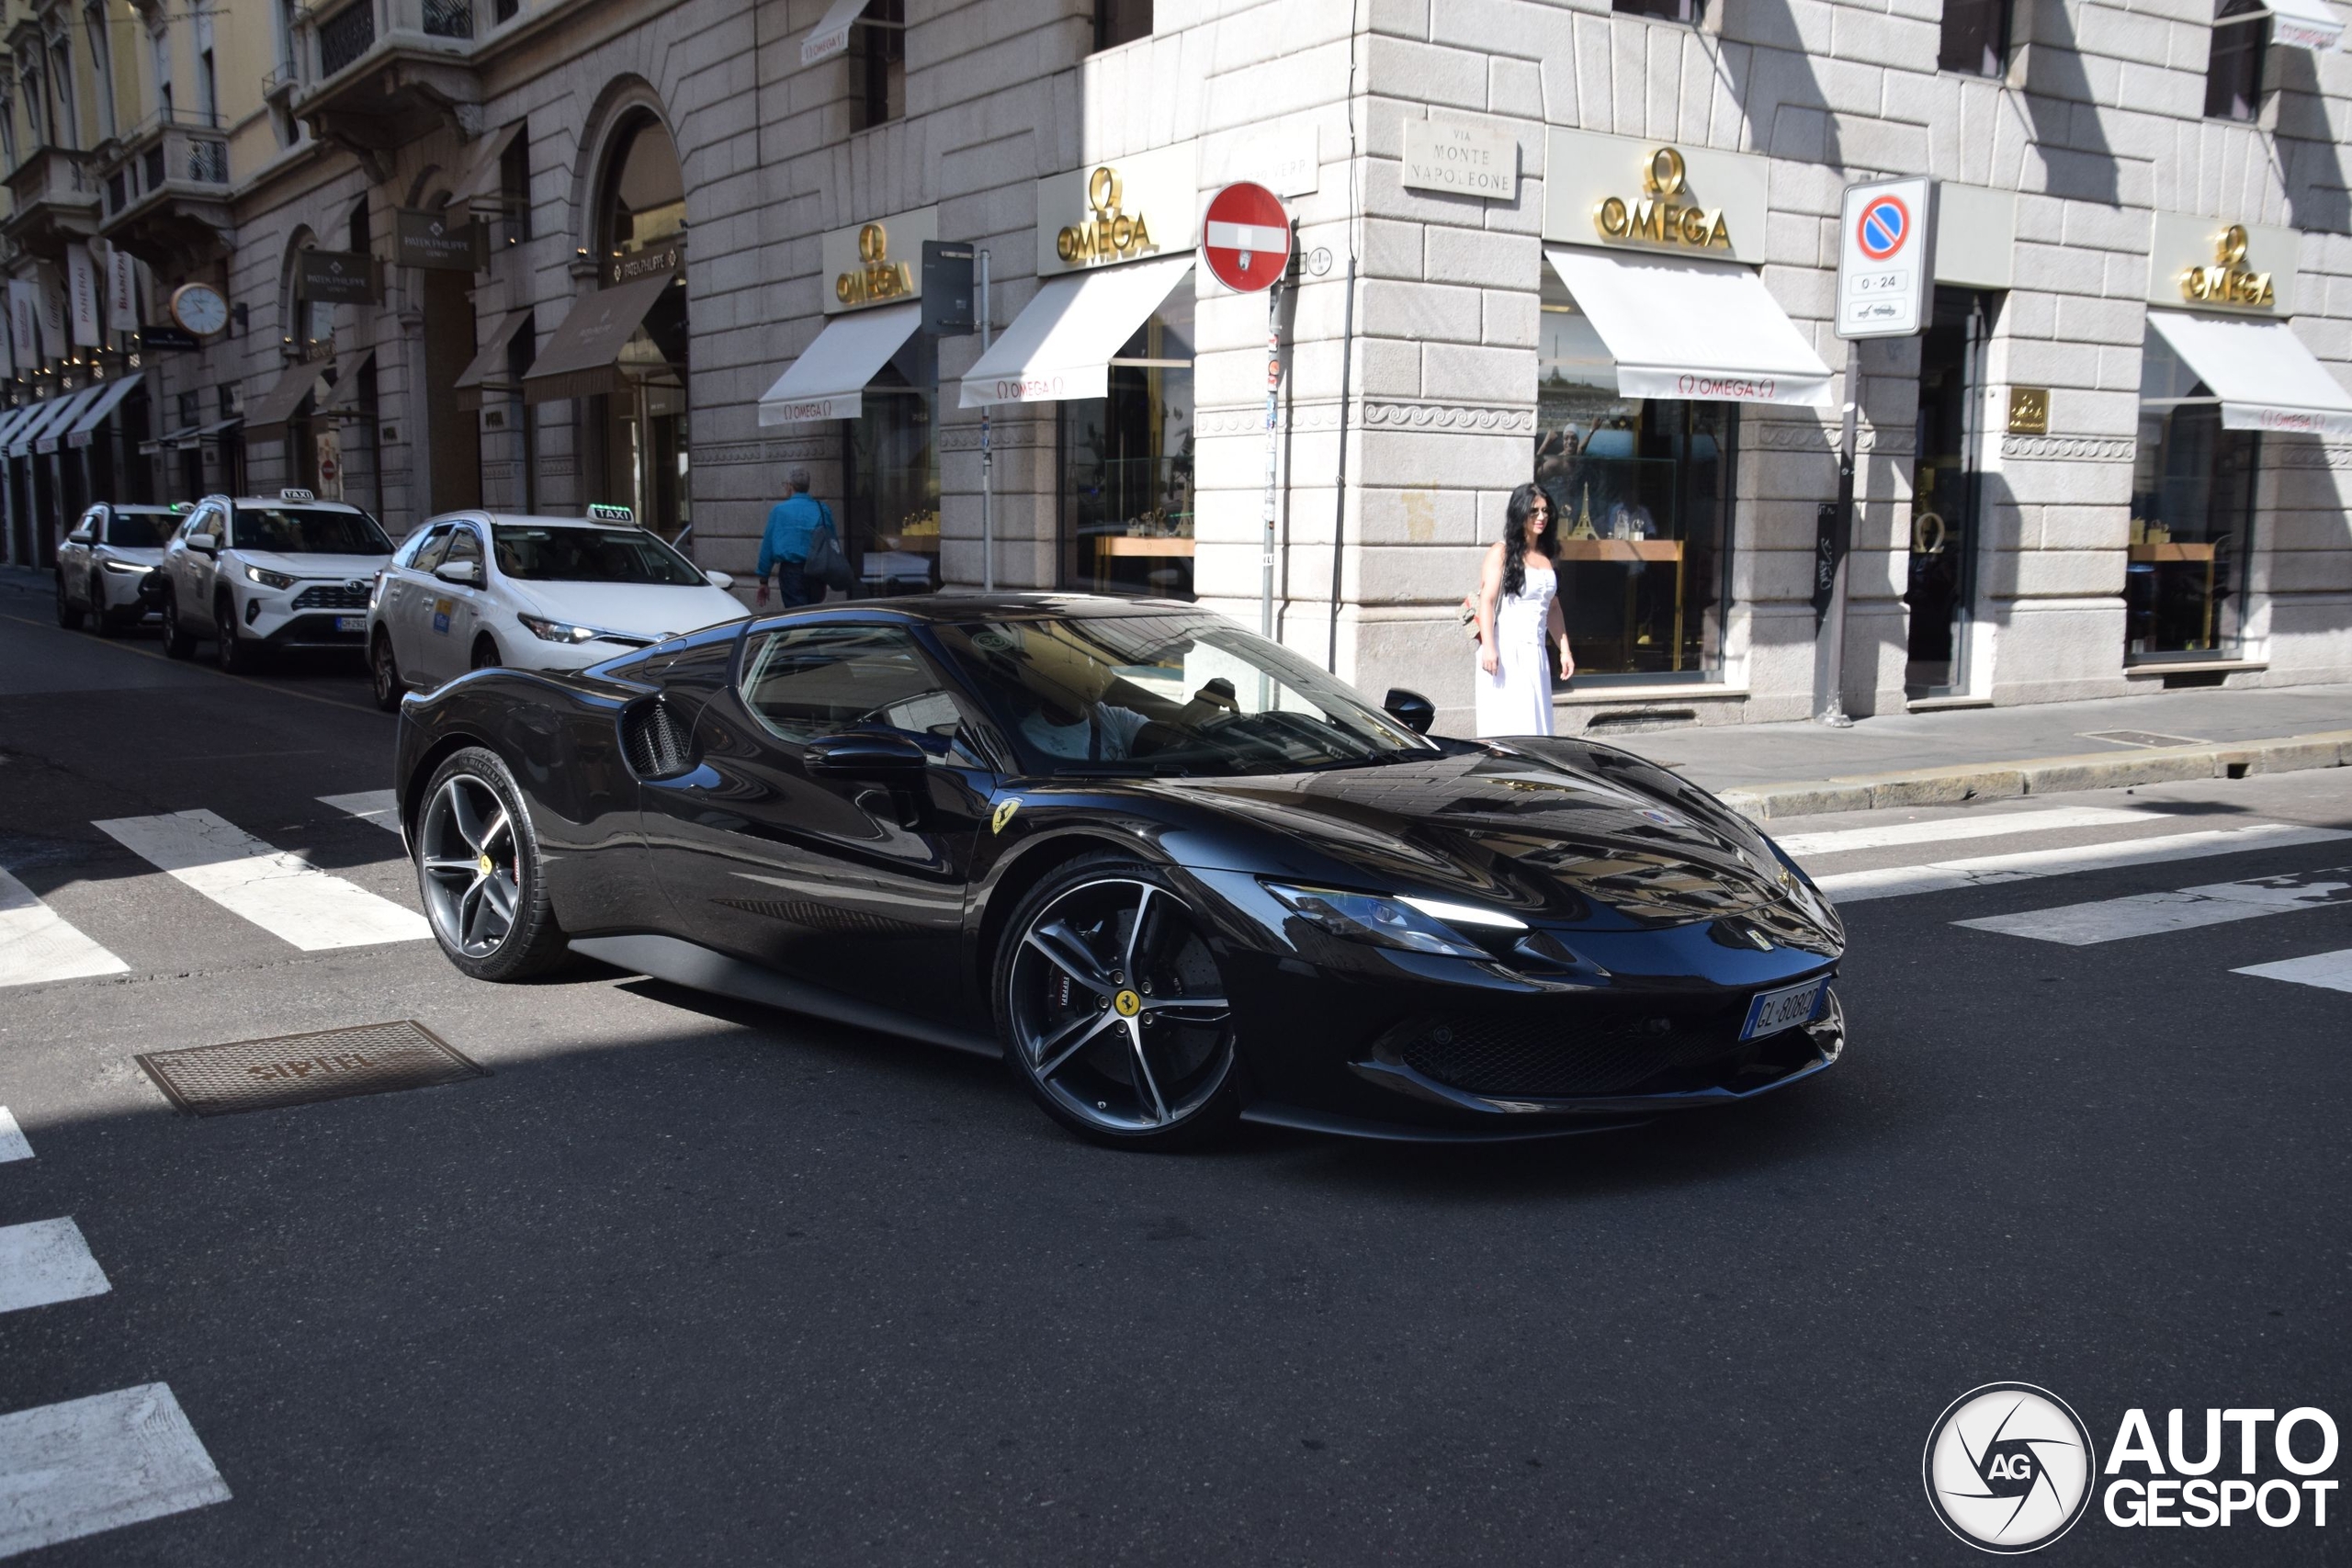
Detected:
left=243, top=564, right=296, bottom=590
left=1262, top=882, right=1524, bottom=960
left=517, top=614, right=603, bottom=645
left=101, top=558, right=147, bottom=573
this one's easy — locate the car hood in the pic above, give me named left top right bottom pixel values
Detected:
left=235, top=550, right=390, bottom=580
left=1158, top=739, right=1823, bottom=934
left=503, top=580, right=748, bottom=641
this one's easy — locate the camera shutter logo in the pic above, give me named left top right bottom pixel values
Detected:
left=1923, top=1383, right=2098, bottom=1553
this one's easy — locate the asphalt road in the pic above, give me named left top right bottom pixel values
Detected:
left=2, top=573, right=2346, bottom=1565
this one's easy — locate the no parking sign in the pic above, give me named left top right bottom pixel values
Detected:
left=1837, top=176, right=1935, bottom=339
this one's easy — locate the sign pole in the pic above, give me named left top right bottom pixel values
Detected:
left=978, top=247, right=993, bottom=593
left=1817, top=338, right=1860, bottom=728
left=1260, top=272, right=1281, bottom=639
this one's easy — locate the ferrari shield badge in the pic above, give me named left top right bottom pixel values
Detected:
left=991, top=797, right=1022, bottom=834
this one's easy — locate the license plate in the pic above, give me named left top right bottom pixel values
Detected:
left=1741, top=978, right=1826, bottom=1041
left=334, top=615, right=366, bottom=632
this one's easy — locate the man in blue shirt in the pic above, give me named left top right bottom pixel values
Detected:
left=754, top=468, right=840, bottom=607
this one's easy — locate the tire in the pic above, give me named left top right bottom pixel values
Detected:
left=994, top=855, right=1240, bottom=1150
left=54, top=573, right=83, bottom=630
left=160, top=592, right=197, bottom=659
left=415, top=747, right=571, bottom=981
left=470, top=635, right=502, bottom=671
left=214, top=598, right=260, bottom=673
left=370, top=631, right=404, bottom=712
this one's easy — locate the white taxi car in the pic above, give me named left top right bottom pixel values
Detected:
left=158, top=490, right=398, bottom=672
left=366, top=506, right=746, bottom=710
left=53, top=502, right=186, bottom=635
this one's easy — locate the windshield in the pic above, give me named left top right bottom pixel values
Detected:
left=933, top=613, right=1439, bottom=777
left=230, top=506, right=392, bottom=556
left=492, top=525, right=706, bottom=585
left=104, top=513, right=176, bottom=547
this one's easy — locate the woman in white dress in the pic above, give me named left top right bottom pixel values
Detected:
left=1473, top=483, right=1575, bottom=738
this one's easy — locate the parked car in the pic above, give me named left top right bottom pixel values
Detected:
left=157, top=490, right=397, bottom=672
left=366, top=506, right=746, bottom=711
left=53, top=502, right=186, bottom=635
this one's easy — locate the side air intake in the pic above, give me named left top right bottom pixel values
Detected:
left=619, top=696, right=699, bottom=779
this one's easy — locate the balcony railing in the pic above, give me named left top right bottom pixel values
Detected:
left=5, top=144, right=95, bottom=208
left=261, top=61, right=298, bottom=98
left=423, top=0, right=474, bottom=39
left=94, top=112, right=232, bottom=222
left=317, top=0, right=377, bottom=76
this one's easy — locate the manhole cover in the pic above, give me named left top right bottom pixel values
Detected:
left=2080, top=729, right=2206, bottom=750
left=137, top=1021, right=487, bottom=1117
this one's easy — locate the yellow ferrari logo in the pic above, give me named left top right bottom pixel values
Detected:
left=991, top=798, right=1022, bottom=834
left=477, top=853, right=494, bottom=876
left=1113, top=989, right=1142, bottom=1018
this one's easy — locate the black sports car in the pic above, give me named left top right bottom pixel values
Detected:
left=393, top=593, right=1846, bottom=1146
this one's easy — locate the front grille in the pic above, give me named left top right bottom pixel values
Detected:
left=1390, top=1002, right=1759, bottom=1098
left=293, top=583, right=369, bottom=610
left=620, top=696, right=698, bottom=779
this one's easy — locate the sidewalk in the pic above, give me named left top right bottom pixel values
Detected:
left=1618, top=682, right=2352, bottom=818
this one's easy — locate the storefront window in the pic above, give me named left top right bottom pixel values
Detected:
left=2131, top=327, right=2256, bottom=660
left=595, top=114, right=689, bottom=537
left=843, top=333, right=939, bottom=595
left=1058, top=283, right=1193, bottom=599
left=1906, top=289, right=1992, bottom=694
left=1535, top=271, right=1733, bottom=682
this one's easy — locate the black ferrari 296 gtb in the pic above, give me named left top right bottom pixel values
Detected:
left=392, top=593, right=1846, bottom=1147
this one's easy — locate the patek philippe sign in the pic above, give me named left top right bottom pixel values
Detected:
left=393, top=209, right=482, bottom=273
left=296, top=250, right=379, bottom=304
left=821, top=207, right=936, bottom=315
left=2151, top=212, right=2300, bottom=314
left=607, top=240, right=684, bottom=287
left=1401, top=118, right=1517, bottom=202
left=1543, top=129, right=1770, bottom=265
left=1035, top=141, right=1198, bottom=277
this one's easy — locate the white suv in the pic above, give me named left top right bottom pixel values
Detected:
left=158, top=490, right=397, bottom=672
left=366, top=507, right=746, bottom=710
left=53, top=502, right=185, bottom=635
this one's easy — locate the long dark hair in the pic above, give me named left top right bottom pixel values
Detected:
left=1500, top=482, right=1557, bottom=597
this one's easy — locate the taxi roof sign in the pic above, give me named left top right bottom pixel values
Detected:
left=279, top=487, right=316, bottom=502
left=587, top=502, right=635, bottom=524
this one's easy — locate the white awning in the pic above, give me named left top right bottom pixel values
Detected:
left=14, top=386, right=99, bottom=457
left=0, top=403, right=44, bottom=449
left=758, top=300, right=922, bottom=425
left=2261, top=0, right=2343, bottom=51
left=1543, top=248, right=1835, bottom=408
left=801, top=0, right=870, bottom=64
left=2146, top=310, right=2352, bottom=438
left=958, top=254, right=1196, bottom=410
left=65, top=372, right=141, bottom=448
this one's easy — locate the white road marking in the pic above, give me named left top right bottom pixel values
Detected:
left=2233, top=948, right=2352, bottom=994
left=318, top=790, right=401, bottom=834
left=0, top=1110, right=28, bottom=1165
left=92, top=810, right=428, bottom=952
left=1774, top=806, right=2157, bottom=860
left=1816, top=823, right=2352, bottom=903
left=0, top=1383, right=231, bottom=1555
left=0, top=868, right=128, bottom=990
left=1955, top=865, right=2352, bottom=945
left=0, top=1218, right=110, bottom=1315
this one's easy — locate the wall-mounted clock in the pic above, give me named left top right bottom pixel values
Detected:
left=170, top=283, right=230, bottom=337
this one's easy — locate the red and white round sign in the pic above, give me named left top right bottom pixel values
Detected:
left=1203, top=182, right=1291, bottom=293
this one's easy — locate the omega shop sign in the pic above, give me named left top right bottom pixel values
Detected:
left=1543, top=128, right=1770, bottom=265
left=2149, top=212, right=2301, bottom=315
left=1035, top=141, right=1200, bottom=277
left=820, top=206, right=937, bottom=314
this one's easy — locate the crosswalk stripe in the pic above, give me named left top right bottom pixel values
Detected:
left=319, top=790, right=401, bottom=834
left=1775, top=806, right=2156, bottom=860
left=2233, top=948, right=2352, bottom=993
left=0, top=1383, right=232, bottom=1555
left=1955, top=865, right=2352, bottom=945
left=0, top=866, right=129, bottom=989
left=92, top=810, right=429, bottom=952
left=0, top=1109, right=28, bottom=1164
left=0, top=1218, right=110, bottom=1315
left=1816, top=823, right=2352, bottom=903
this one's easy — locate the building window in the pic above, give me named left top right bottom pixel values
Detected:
left=2205, top=0, right=2267, bottom=119
left=49, top=43, right=75, bottom=147
left=151, top=28, right=171, bottom=117
left=498, top=125, right=532, bottom=242
left=1938, top=0, right=2010, bottom=74
left=2131, top=326, right=2256, bottom=660
left=22, top=64, right=43, bottom=141
left=1905, top=290, right=1994, bottom=696
left=842, top=333, right=940, bottom=595
left=1058, top=280, right=1194, bottom=599
left=503, top=318, right=537, bottom=513
left=851, top=0, right=905, bottom=130
left=0, top=98, right=16, bottom=164
left=1093, top=0, right=1151, bottom=50
left=1613, top=0, right=1701, bottom=22
left=85, top=7, right=116, bottom=139
left=1534, top=269, right=1735, bottom=682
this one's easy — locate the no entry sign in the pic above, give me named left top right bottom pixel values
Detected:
left=1836, top=175, right=1935, bottom=339
left=1203, top=182, right=1291, bottom=293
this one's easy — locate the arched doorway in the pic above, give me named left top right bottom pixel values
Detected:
left=593, top=112, right=688, bottom=538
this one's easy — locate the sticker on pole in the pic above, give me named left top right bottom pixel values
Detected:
left=1204, top=183, right=1291, bottom=293
left=1836, top=176, right=1934, bottom=340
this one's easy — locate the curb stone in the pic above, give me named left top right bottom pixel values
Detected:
left=1713, top=729, right=2352, bottom=822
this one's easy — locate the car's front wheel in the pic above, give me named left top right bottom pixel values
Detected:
left=996, top=856, right=1239, bottom=1149
left=160, top=592, right=196, bottom=659
left=214, top=598, right=260, bottom=673
left=90, top=573, right=126, bottom=637
left=53, top=573, right=82, bottom=630
left=370, top=631, right=404, bottom=712
left=416, top=747, right=570, bottom=981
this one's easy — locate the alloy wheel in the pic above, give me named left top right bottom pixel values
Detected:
left=419, top=773, right=524, bottom=958
left=1006, top=877, right=1234, bottom=1134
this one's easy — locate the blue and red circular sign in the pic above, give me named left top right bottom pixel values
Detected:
left=1856, top=196, right=1911, bottom=261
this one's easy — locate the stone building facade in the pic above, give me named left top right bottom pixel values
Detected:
left=0, top=0, right=2346, bottom=732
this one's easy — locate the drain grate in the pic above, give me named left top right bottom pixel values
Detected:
left=2081, top=729, right=2207, bottom=750
left=136, top=1021, right=487, bottom=1117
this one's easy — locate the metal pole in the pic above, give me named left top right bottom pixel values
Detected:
left=1816, top=338, right=1861, bottom=728
left=978, top=247, right=993, bottom=593
left=1258, top=274, right=1282, bottom=639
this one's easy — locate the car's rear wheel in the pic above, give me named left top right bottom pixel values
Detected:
left=416, top=747, right=570, bottom=981
left=160, top=592, right=195, bottom=659
left=214, top=598, right=261, bottom=673
left=370, top=631, right=403, bottom=712
left=53, top=573, right=82, bottom=630
left=996, top=857, right=1239, bottom=1149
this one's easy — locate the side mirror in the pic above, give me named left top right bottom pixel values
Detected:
left=805, top=730, right=929, bottom=779
left=186, top=533, right=217, bottom=554
left=1384, top=688, right=1436, bottom=734
left=704, top=569, right=734, bottom=590
left=435, top=559, right=482, bottom=587
left=68, top=529, right=92, bottom=546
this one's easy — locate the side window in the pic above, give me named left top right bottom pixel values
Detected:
left=739, top=624, right=987, bottom=763
left=410, top=525, right=455, bottom=574
left=444, top=527, right=483, bottom=565
left=71, top=509, right=98, bottom=542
